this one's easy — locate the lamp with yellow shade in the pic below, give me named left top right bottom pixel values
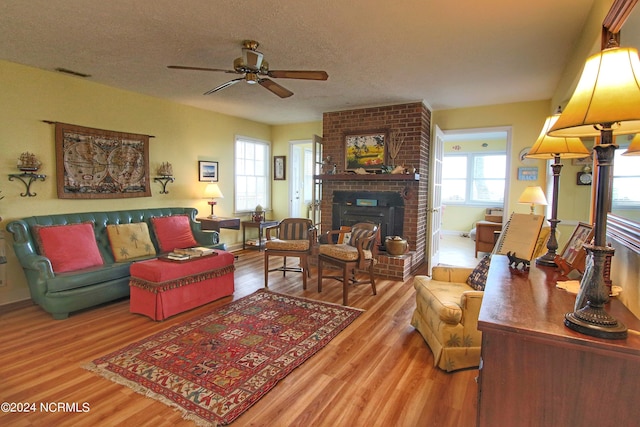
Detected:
left=517, top=186, right=548, bottom=215
left=623, top=133, right=640, bottom=156
left=204, top=183, right=224, bottom=218
left=547, top=42, right=640, bottom=339
left=525, top=109, right=590, bottom=266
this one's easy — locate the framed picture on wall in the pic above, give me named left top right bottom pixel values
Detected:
left=198, top=161, right=218, bottom=182
left=344, top=131, right=387, bottom=171
left=54, top=122, right=151, bottom=199
left=274, top=156, right=286, bottom=180
left=517, top=167, right=538, bottom=181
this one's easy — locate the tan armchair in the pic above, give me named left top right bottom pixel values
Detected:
left=317, top=223, right=378, bottom=305
left=412, top=225, right=554, bottom=372
left=264, top=218, right=316, bottom=289
left=411, top=265, right=483, bottom=372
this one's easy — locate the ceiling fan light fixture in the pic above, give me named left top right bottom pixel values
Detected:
left=233, top=57, right=244, bottom=72
left=245, top=73, right=259, bottom=84
left=242, top=48, right=263, bottom=70
left=260, top=60, right=269, bottom=74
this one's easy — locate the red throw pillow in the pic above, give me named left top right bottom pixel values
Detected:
left=33, top=223, right=104, bottom=273
left=151, top=215, right=197, bottom=252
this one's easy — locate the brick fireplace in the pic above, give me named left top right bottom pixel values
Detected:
left=317, top=102, right=431, bottom=280
left=332, top=190, right=405, bottom=249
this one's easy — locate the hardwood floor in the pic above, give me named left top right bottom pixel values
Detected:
left=0, top=250, right=478, bottom=427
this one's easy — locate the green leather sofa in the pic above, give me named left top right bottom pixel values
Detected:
left=6, top=207, right=225, bottom=319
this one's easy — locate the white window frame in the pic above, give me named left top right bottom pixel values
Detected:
left=234, top=135, right=271, bottom=213
left=612, top=147, right=640, bottom=210
left=443, top=152, right=506, bottom=206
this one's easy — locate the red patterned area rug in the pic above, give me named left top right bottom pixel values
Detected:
left=84, top=289, right=362, bottom=426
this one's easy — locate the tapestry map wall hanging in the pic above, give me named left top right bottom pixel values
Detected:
left=54, top=122, right=151, bottom=199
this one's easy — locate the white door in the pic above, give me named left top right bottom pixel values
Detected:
left=427, top=126, right=445, bottom=273
left=311, top=134, right=323, bottom=227
left=289, top=140, right=314, bottom=218
left=289, top=144, right=303, bottom=217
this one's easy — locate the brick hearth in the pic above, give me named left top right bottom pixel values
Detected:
left=316, top=102, right=431, bottom=280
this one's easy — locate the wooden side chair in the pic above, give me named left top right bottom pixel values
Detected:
left=264, top=218, right=316, bottom=289
left=317, top=222, right=379, bottom=305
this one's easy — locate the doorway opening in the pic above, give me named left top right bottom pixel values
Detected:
left=438, top=127, right=512, bottom=266
left=288, top=140, right=314, bottom=218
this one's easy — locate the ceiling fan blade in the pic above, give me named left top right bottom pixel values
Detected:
left=259, top=79, right=294, bottom=98
left=168, top=65, right=238, bottom=74
left=268, top=70, right=328, bottom=80
left=203, top=78, right=244, bottom=95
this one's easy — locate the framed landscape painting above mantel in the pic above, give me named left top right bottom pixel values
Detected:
left=344, top=131, right=387, bottom=171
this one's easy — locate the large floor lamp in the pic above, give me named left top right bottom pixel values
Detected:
left=525, top=109, right=590, bottom=267
left=547, top=43, right=640, bottom=339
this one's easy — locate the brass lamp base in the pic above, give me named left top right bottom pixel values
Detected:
left=208, top=200, right=217, bottom=218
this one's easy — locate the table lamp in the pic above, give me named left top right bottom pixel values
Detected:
left=623, top=133, right=640, bottom=156
left=547, top=42, right=640, bottom=339
left=517, top=186, right=547, bottom=214
left=204, top=183, right=224, bottom=218
left=525, top=109, right=590, bottom=266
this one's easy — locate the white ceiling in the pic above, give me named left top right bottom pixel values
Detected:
left=0, top=0, right=599, bottom=125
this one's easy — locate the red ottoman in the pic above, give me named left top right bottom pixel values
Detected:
left=129, top=250, right=235, bottom=320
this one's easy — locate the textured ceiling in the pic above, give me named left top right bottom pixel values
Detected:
left=0, top=0, right=604, bottom=125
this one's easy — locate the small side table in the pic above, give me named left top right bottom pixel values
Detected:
left=242, top=220, right=279, bottom=251
left=197, top=217, right=241, bottom=233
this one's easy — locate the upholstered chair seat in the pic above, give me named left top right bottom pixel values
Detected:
left=266, top=239, right=310, bottom=252
left=318, top=244, right=373, bottom=261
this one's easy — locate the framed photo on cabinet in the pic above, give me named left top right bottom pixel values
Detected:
left=559, top=222, right=594, bottom=273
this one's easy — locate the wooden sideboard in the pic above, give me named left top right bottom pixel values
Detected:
left=477, top=255, right=640, bottom=427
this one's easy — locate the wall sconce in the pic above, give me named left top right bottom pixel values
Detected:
left=153, top=162, right=175, bottom=194
left=525, top=108, right=590, bottom=266
left=547, top=42, right=640, bottom=339
left=517, top=186, right=548, bottom=215
left=8, top=152, right=46, bottom=197
left=204, top=183, right=224, bottom=218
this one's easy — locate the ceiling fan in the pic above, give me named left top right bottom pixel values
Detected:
left=168, top=40, right=328, bottom=98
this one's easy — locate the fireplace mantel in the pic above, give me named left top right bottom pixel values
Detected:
left=314, top=173, right=420, bottom=181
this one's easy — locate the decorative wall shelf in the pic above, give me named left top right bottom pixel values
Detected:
left=314, top=173, right=420, bottom=181
left=154, top=176, right=175, bottom=194
left=8, top=172, right=46, bottom=197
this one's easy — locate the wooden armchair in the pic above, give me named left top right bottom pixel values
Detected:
left=264, top=218, right=316, bottom=289
left=317, top=223, right=379, bottom=305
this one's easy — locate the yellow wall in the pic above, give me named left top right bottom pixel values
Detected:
left=434, top=101, right=551, bottom=209
left=271, top=122, right=322, bottom=220
left=0, top=60, right=324, bottom=306
left=433, top=100, right=595, bottom=249
left=0, top=60, right=279, bottom=304
left=442, top=206, right=487, bottom=234
left=442, top=137, right=507, bottom=232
